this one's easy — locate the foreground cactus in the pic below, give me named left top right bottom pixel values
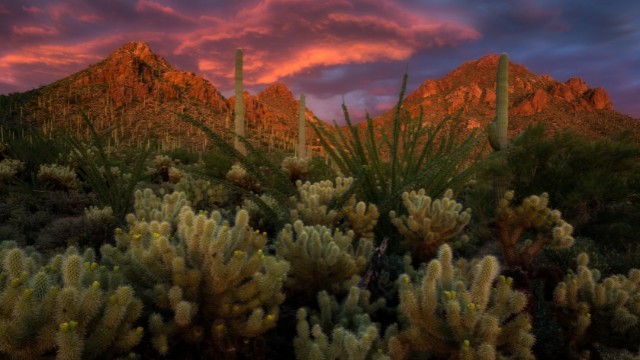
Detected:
left=294, top=287, right=390, bottom=360
left=0, top=244, right=142, bottom=359
left=389, top=244, right=535, bottom=360
left=101, top=189, right=289, bottom=357
left=553, top=252, right=640, bottom=356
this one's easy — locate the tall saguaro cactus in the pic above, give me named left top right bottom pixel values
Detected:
left=234, top=48, right=247, bottom=155
left=488, top=53, right=510, bottom=203
left=298, top=93, right=306, bottom=159
left=488, top=53, right=509, bottom=151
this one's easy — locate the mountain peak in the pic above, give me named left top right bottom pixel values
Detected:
left=104, top=41, right=174, bottom=72
left=379, top=53, right=636, bottom=140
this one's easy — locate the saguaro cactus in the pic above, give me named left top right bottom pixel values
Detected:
left=234, top=48, right=247, bottom=155
left=488, top=53, right=509, bottom=151
left=298, top=93, right=306, bottom=159
left=487, top=53, right=510, bottom=204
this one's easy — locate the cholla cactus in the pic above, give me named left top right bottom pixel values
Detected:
left=342, top=196, right=379, bottom=242
left=294, top=287, right=390, bottom=360
left=37, top=163, right=78, bottom=191
left=149, top=155, right=182, bottom=183
left=281, top=156, right=310, bottom=183
left=101, top=189, right=290, bottom=357
left=291, top=177, right=354, bottom=226
left=84, top=206, right=115, bottom=227
left=128, top=188, right=188, bottom=225
left=291, top=177, right=378, bottom=240
left=226, top=163, right=260, bottom=192
left=390, top=189, right=471, bottom=262
left=275, top=220, right=373, bottom=301
left=174, top=174, right=230, bottom=210
left=0, top=158, right=25, bottom=183
left=0, top=244, right=142, bottom=359
left=389, top=244, right=534, bottom=360
left=495, top=191, right=574, bottom=269
left=553, top=253, right=640, bottom=354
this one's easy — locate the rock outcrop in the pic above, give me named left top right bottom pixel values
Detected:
left=376, top=53, right=637, bottom=141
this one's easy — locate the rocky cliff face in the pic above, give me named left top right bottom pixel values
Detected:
left=229, top=82, right=321, bottom=153
left=377, top=54, right=637, bottom=140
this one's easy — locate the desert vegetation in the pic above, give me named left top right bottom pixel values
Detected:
left=1, top=52, right=640, bottom=360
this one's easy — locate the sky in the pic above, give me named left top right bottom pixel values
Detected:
left=1, top=0, right=639, bottom=122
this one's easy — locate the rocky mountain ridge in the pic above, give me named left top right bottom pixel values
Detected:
left=0, top=42, right=313, bottom=152
left=374, top=54, right=639, bottom=140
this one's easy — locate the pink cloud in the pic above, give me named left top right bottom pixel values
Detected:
left=48, top=3, right=101, bottom=23
left=136, top=0, right=194, bottom=22
left=12, top=25, right=59, bottom=36
left=22, top=6, right=44, bottom=14
left=177, top=0, right=480, bottom=90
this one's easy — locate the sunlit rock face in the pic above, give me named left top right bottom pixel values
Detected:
left=375, top=53, right=634, bottom=141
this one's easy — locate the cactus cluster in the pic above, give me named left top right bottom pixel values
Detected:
left=0, top=158, right=24, bottom=183
left=389, top=244, right=535, bottom=360
left=275, top=220, right=373, bottom=301
left=174, top=174, right=230, bottom=210
left=495, top=191, right=574, bottom=269
left=0, top=244, right=142, bottom=359
left=390, top=188, right=471, bottom=262
left=291, top=177, right=379, bottom=240
left=37, top=163, right=79, bottom=191
left=294, top=286, right=390, bottom=360
left=553, top=253, right=640, bottom=355
left=101, top=188, right=289, bottom=356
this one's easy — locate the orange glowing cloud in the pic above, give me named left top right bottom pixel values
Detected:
left=178, top=0, right=480, bottom=89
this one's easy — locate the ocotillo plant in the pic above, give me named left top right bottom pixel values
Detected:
left=298, top=93, right=306, bottom=159
left=234, top=48, right=247, bottom=156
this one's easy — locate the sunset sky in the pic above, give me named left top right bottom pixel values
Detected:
left=1, top=0, right=639, bottom=121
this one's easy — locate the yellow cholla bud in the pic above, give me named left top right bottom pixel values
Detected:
left=115, top=227, right=122, bottom=234
left=113, top=266, right=119, bottom=272
left=23, top=288, right=33, bottom=299
left=11, top=278, right=21, bottom=288
left=132, top=234, right=142, bottom=241
left=84, top=262, right=91, bottom=270
left=232, top=305, right=241, bottom=315
left=233, top=250, right=245, bottom=258
left=69, top=320, right=78, bottom=330
left=463, top=339, right=470, bottom=347
left=60, top=322, right=70, bottom=332
left=153, top=232, right=160, bottom=238
left=92, top=281, right=100, bottom=290
left=136, top=327, right=143, bottom=335
left=214, top=323, right=225, bottom=336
